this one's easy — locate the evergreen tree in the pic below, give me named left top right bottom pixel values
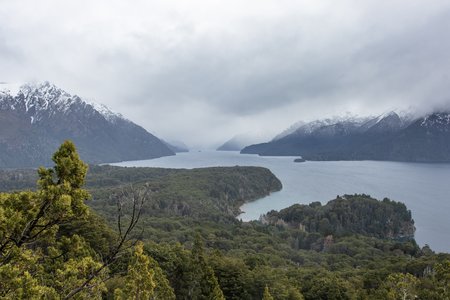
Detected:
left=189, top=234, right=225, bottom=300
left=115, top=241, right=155, bottom=299
left=148, top=254, right=176, bottom=300
left=303, top=272, right=355, bottom=300
left=0, top=141, right=108, bottom=298
left=262, top=285, right=274, bottom=300
left=0, top=141, right=90, bottom=263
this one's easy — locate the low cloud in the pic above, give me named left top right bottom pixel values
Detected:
left=1, top=0, right=450, bottom=148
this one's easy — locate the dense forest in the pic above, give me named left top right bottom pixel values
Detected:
left=0, top=142, right=449, bottom=299
left=263, top=196, right=415, bottom=240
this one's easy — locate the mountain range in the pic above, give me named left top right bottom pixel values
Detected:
left=241, top=111, right=450, bottom=162
left=0, top=82, right=175, bottom=168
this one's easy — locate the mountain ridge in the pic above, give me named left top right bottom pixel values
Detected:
left=217, top=133, right=266, bottom=151
left=0, top=81, right=174, bottom=168
left=241, top=110, right=450, bottom=162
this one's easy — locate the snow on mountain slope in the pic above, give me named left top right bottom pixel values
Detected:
left=274, top=110, right=420, bottom=142
left=282, top=113, right=372, bottom=138
left=88, top=101, right=124, bottom=123
left=241, top=108, right=450, bottom=162
left=0, top=81, right=123, bottom=124
left=420, top=112, right=450, bottom=131
left=0, top=81, right=174, bottom=168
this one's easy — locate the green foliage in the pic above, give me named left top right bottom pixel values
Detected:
left=209, top=252, right=252, bottom=299
left=148, top=254, right=176, bottom=300
left=114, top=242, right=155, bottom=300
left=84, top=170, right=448, bottom=300
left=0, top=141, right=108, bottom=298
left=302, top=272, right=355, bottom=300
left=265, top=194, right=415, bottom=240
left=1, top=142, right=449, bottom=299
left=432, top=260, right=450, bottom=299
left=263, top=285, right=274, bottom=300
left=187, top=235, right=225, bottom=300
left=383, top=273, right=419, bottom=300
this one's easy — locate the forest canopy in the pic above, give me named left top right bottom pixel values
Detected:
left=0, top=141, right=449, bottom=299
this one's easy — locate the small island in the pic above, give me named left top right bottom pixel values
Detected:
left=294, top=157, right=306, bottom=163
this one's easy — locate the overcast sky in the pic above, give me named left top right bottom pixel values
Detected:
left=1, top=0, right=450, bottom=148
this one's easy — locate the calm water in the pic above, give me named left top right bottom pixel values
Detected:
left=112, top=151, right=450, bottom=253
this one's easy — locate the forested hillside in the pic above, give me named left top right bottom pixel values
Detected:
left=263, top=195, right=415, bottom=240
left=1, top=142, right=449, bottom=299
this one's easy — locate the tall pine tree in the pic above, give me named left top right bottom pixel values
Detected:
left=262, top=285, right=274, bottom=300
left=188, top=234, right=225, bottom=300
left=115, top=241, right=155, bottom=299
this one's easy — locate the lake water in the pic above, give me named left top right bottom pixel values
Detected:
left=112, top=151, right=450, bottom=253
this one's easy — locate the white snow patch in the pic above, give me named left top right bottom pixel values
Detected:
left=273, top=112, right=373, bottom=140
left=0, top=82, right=22, bottom=96
left=88, top=101, right=123, bottom=122
left=421, top=113, right=450, bottom=127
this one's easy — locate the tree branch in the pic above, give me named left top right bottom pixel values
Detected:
left=64, top=184, right=150, bottom=299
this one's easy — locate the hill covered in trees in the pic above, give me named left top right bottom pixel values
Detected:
left=263, top=195, right=415, bottom=240
left=1, top=142, right=449, bottom=299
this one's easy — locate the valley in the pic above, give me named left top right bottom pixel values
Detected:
left=2, top=1, right=450, bottom=298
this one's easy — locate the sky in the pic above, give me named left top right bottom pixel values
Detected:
left=1, top=0, right=450, bottom=149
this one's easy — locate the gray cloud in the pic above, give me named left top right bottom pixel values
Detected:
left=1, top=0, right=450, bottom=148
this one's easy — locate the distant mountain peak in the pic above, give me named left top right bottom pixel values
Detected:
left=1, top=81, right=123, bottom=124
left=241, top=109, right=450, bottom=162
left=272, top=120, right=306, bottom=141
left=377, top=110, right=398, bottom=119
left=0, top=82, right=23, bottom=96
left=19, top=82, right=73, bottom=114
left=272, top=113, right=370, bottom=141
left=217, top=133, right=266, bottom=151
left=20, top=81, right=62, bottom=93
left=0, top=81, right=174, bottom=167
left=420, top=112, right=450, bottom=130
left=281, top=114, right=372, bottom=139
left=361, top=111, right=403, bottom=133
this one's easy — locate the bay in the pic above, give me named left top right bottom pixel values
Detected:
left=112, top=151, right=450, bottom=253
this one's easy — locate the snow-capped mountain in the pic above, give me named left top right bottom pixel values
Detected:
left=420, top=112, right=450, bottom=131
left=296, top=114, right=371, bottom=136
left=272, top=113, right=371, bottom=141
left=241, top=110, right=450, bottom=162
left=0, top=82, right=123, bottom=124
left=0, top=82, right=174, bottom=168
left=359, top=111, right=405, bottom=133
left=274, top=112, right=400, bottom=141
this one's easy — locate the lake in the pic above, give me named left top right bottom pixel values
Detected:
left=112, top=151, right=450, bottom=253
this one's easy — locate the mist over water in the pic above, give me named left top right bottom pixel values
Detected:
left=113, top=151, right=450, bottom=253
